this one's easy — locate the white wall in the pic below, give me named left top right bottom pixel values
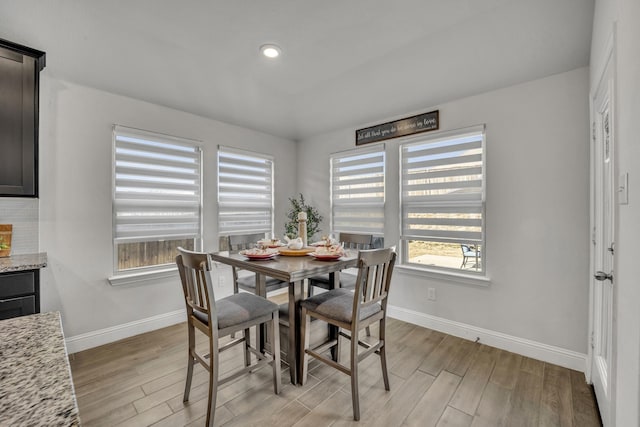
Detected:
left=592, top=0, right=640, bottom=425
left=37, top=76, right=297, bottom=339
left=0, top=198, right=39, bottom=254
left=299, top=68, right=590, bottom=355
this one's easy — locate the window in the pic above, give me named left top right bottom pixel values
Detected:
left=217, top=146, right=273, bottom=235
left=330, top=145, right=385, bottom=236
left=400, top=126, right=485, bottom=274
left=112, top=126, right=202, bottom=274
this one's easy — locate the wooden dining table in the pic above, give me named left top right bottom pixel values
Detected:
left=210, top=250, right=358, bottom=384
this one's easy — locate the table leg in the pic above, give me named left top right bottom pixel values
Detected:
left=328, top=272, right=340, bottom=362
left=255, top=273, right=267, bottom=353
left=289, top=280, right=303, bottom=385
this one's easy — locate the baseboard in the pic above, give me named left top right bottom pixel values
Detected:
left=64, top=304, right=587, bottom=372
left=65, top=309, right=186, bottom=354
left=387, top=305, right=587, bottom=372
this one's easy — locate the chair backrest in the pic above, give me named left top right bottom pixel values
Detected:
left=339, top=233, right=374, bottom=250
left=461, top=244, right=472, bottom=254
left=176, top=247, right=218, bottom=332
left=228, top=233, right=267, bottom=252
left=352, top=247, right=397, bottom=318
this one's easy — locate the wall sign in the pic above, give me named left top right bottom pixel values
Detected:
left=356, top=110, right=439, bottom=145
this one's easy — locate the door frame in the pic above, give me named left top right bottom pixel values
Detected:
left=587, top=26, right=617, bottom=427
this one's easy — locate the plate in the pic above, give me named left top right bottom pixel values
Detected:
left=258, top=240, right=285, bottom=248
left=239, top=250, right=278, bottom=260
left=243, top=253, right=278, bottom=260
left=309, top=252, right=342, bottom=261
left=278, top=247, right=316, bottom=256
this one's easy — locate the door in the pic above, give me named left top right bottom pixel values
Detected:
left=590, top=38, right=615, bottom=426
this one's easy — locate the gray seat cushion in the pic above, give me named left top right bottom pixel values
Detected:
left=308, top=272, right=357, bottom=290
left=300, top=288, right=381, bottom=324
left=237, top=274, right=289, bottom=292
left=193, top=292, right=278, bottom=330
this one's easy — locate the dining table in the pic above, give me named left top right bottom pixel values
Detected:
left=210, top=249, right=358, bottom=385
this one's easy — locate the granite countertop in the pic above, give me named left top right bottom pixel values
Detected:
left=0, top=252, right=47, bottom=273
left=0, top=311, right=80, bottom=426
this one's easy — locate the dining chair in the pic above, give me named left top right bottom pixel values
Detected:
left=460, top=244, right=481, bottom=269
left=176, top=247, right=281, bottom=427
left=307, top=232, right=374, bottom=296
left=299, top=247, right=397, bottom=421
left=227, top=233, right=288, bottom=343
left=227, top=233, right=289, bottom=295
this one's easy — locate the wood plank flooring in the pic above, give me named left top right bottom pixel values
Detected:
left=69, top=317, right=602, bottom=426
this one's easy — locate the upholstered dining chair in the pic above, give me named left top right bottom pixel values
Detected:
left=299, top=247, right=397, bottom=421
left=227, top=233, right=289, bottom=295
left=460, top=244, right=481, bottom=269
left=176, top=247, right=281, bottom=427
left=307, top=232, right=374, bottom=296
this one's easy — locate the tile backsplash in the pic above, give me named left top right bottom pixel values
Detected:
left=0, top=198, right=39, bottom=254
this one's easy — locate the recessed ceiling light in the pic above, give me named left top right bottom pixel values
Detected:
left=260, top=44, right=281, bottom=59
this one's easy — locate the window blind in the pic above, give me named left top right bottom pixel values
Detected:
left=113, top=126, right=202, bottom=243
left=217, top=146, right=273, bottom=235
left=330, top=145, right=385, bottom=235
left=400, top=127, right=484, bottom=244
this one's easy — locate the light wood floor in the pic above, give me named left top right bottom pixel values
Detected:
left=69, top=317, right=602, bottom=427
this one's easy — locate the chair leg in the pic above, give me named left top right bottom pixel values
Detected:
left=244, top=328, right=251, bottom=367
left=183, top=325, right=195, bottom=402
left=205, top=339, right=219, bottom=427
left=271, top=313, right=282, bottom=394
left=350, top=327, right=360, bottom=421
left=183, top=354, right=195, bottom=402
left=379, top=319, right=390, bottom=391
left=300, top=308, right=311, bottom=385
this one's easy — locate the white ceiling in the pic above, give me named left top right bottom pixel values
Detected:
left=1, top=0, right=594, bottom=141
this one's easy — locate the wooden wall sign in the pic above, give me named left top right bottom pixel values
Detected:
left=356, top=110, right=439, bottom=145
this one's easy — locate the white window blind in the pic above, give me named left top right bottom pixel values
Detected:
left=400, top=126, right=485, bottom=245
left=113, top=126, right=202, bottom=244
left=331, top=145, right=385, bottom=235
left=217, top=146, right=273, bottom=235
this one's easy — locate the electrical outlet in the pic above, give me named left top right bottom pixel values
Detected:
left=619, top=172, right=629, bottom=205
left=218, top=276, right=225, bottom=287
left=427, top=287, right=436, bottom=301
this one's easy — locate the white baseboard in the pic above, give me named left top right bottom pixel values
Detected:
left=65, top=304, right=587, bottom=372
left=65, top=309, right=186, bottom=354
left=387, top=305, right=587, bottom=372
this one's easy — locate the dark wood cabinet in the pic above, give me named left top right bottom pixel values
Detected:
left=0, top=39, right=45, bottom=197
left=0, top=270, right=40, bottom=320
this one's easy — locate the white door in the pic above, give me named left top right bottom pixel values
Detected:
left=590, top=39, right=615, bottom=426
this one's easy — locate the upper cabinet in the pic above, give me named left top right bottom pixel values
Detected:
left=0, top=38, right=45, bottom=197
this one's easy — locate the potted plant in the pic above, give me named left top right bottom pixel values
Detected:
left=284, top=194, right=323, bottom=241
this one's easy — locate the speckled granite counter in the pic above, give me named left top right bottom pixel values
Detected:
left=0, top=311, right=80, bottom=426
left=0, top=252, right=47, bottom=273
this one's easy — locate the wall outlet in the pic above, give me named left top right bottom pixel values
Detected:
left=427, top=287, right=436, bottom=301
left=619, top=172, right=629, bottom=205
left=218, top=276, right=225, bottom=287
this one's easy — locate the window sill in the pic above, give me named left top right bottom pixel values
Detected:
left=108, top=266, right=178, bottom=286
left=396, top=264, right=491, bottom=287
